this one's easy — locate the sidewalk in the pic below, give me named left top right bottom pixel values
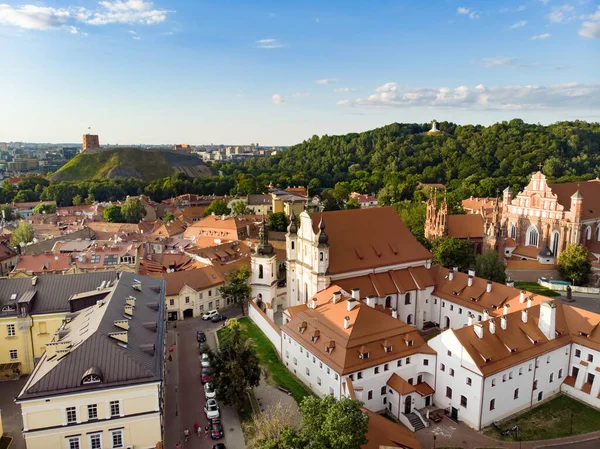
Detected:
left=254, top=378, right=301, bottom=426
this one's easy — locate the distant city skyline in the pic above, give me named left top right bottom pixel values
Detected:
left=0, top=0, right=598, bottom=145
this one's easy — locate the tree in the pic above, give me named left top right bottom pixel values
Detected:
left=219, top=264, right=251, bottom=315
left=244, top=403, right=298, bottom=449
left=268, top=212, right=288, bottom=232
left=13, top=189, right=38, bottom=203
left=475, top=250, right=506, bottom=284
left=204, top=199, right=231, bottom=217
left=0, top=206, right=15, bottom=221
left=72, top=195, right=83, bottom=206
left=121, top=197, right=146, bottom=223
left=203, top=319, right=261, bottom=408
left=10, top=221, right=34, bottom=247
left=232, top=201, right=252, bottom=215
left=392, top=201, right=428, bottom=247
left=103, top=205, right=123, bottom=223
left=558, top=244, right=592, bottom=285
left=162, top=212, right=176, bottom=223
left=431, top=238, right=475, bottom=271
left=346, top=197, right=361, bottom=210
left=32, top=203, right=56, bottom=215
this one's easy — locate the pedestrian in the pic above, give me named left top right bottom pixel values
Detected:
left=197, top=426, right=202, bottom=438
left=175, top=441, right=181, bottom=449
left=205, top=425, right=210, bottom=438
left=193, top=420, right=199, bottom=436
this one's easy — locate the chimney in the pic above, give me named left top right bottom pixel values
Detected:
left=392, top=308, right=398, bottom=319
left=448, top=270, right=454, bottom=281
left=474, top=323, right=484, bottom=339
left=347, top=299, right=357, bottom=312
left=467, top=313, right=474, bottom=326
left=507, top=280, right=515, bottom=288
left=503, top=304, right=510, bottom=315
left=468, top=268, right=476, bottom=277
left=486, top=281, right=492, bottom=293
left=522, top=309, right=528, bottom=323
left=425, top=259, right=432, bottom=269
left=538, top=300, right=557, bottom=341
left=333, top=291, right=342, bottom=304
left=489, top=318, right=496, bottom=334
left=483, top=309, right=489, bottom=321
left=366, top=295, right=376, bottom=308
left=351, top=288, right=360, bottom=301
left=311, top=297, right=317, bottom=309
left=344, top=316, right=351, bottom=329
left=527, top=297, right=533, bottom=308
left=31, top=276, right=38, bottom=286
left=520, top=290, right=526, bottom=303
left=501, top=315, right=508, bottom=331
left=453, top=266, right=458, bottom=273
left=468, top=275, right=473, bottom=287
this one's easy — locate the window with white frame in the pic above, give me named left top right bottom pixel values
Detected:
left=526, top=225, right=539, bottom=247
left=67, top=436, right=80, bottom=449
left=9, top=350, right=17, bottom=360
left=89, top=433, right=102, bottom=449
left=88, top=404, right=98, bottom=420
left=110, top=429, right=124, bottom=448
left=66, top=406, right=77, bottom=424
left=6, top=324, right=15, bottom=337
left=110, top=400, right=120, bottom=417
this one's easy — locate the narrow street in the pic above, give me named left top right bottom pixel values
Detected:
left=164, top=307, right=246, bottom=449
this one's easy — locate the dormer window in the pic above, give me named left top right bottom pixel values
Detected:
left=358, top=346, right=369, bottom=359
left=81, top=367, right=103, bottom=385
left=311, top=330, right=320, bottom=343
left=298, top=321, right=307, bottom=333
left=383, top=340, right=393, bottom=353
left=406, top=340, right=413, bottom=347
left=325, top=341, right=335, bottom=353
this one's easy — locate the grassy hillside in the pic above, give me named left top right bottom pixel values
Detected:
left=52, top=148, right=206, bottom=182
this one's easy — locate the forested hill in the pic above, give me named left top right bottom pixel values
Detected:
left=231, top=120, right=600, bottom=201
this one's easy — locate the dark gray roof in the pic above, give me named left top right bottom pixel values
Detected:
left=0, top=272, right=118, bottom=315
left=18, top=272, right=166, bottom=401
left=247, top=194, right=272, bottom=205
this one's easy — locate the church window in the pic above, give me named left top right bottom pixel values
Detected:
left=526, top=226, right=539, bottom=247
left=319, top=252, right=324, bottom=261
left=551, top=231, right=560, bottom=256
left=404, top=293, right=411, bottom=305
left=586, top=226, right=592, bottom=241
left=291, top=241, right=295, bottom=250
left=510, top=224, right=516, bottom=239
left=259, top=264, right=264, bottom=279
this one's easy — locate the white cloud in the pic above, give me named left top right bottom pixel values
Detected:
left=292, top=92, right=309, bottom=98
left=537, top=0, right=551, bottom=5
left=316, top=78, right=337, bottom=85
left=272, top=94, right=284, bottom=104
left=510, top=20, right=528, bottom=29
left=333, top=87, right=356, bottom=93
left=256, top=38, right=282, bottom=49
left=548, top=4, right=575, bottom=23
left=342, top=82, right=600, bottom=110
left=579, top=7, right=600, bottom=39
left=516, top=5, right=526, bottom=12
left=532, top=33, right=551, bottom=39
left=457, top=7, right=480, bottom=19
left=0, top=1, right=171, bottom=33
left=480, top=57, right=522, bottom=68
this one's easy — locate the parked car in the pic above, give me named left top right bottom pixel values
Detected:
left=202, top=310, right=219, bottom=320
left=204, top=382, right=216, bottom=399
left=204, top=398, right=220, bottom=419
left=211, top=418, right=224, bottom=439
left=212, top=444, right=226, bottom=449
left=197, top=331, right=206, bottom=343
left=201, top=353, right=210, bottom=368
left=211, top=314, right=227, bottom=323
left=201, top=367, right=211, bottom=383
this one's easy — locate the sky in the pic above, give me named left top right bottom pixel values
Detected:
left=0, top=0, right=599, bottom=146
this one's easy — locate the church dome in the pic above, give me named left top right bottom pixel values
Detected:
left=318, top=217, right=328, bottom=245
left=288, top=211, right=298, bottom=234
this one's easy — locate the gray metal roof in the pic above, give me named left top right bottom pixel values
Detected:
left=18, top=272, right=165, bottom=401
left=247, top=194, right=272, bottom=205
left=0, top=272, right=118, bottom=315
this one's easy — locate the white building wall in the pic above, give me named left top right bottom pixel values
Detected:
left=249, top=303, right=281, bottom=354
left=432, top=296, right=486, bottom=330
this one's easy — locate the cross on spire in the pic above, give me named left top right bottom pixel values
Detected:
left=538, top=162, right=543, bottom=171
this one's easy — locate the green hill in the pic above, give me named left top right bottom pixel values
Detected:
left=52, top=148, right=212, bottom=182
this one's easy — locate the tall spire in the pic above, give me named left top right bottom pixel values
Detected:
left=256, top=216, right=274, bottom=255
left=318, top=216, right=329, bottom=245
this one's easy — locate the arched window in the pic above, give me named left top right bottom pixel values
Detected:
left=586, top=226, right=592, bottom=240
left=319, top=252, right=324, bottom=261
left=404, top=292, right=411, bottom=305
left=291, top=241, right=295, bottom=250
left=526, top=226, right=539, bottom=247
left=407, top=314, right=413, bottom=325
left=551, top=231, right=560, bottom=256
left=258, top=264, right=264, bottom=279
left=510, top=224, right=516, bottom=239
left=385, top=296, right=391, bottom=308
left=81, top=367, right=103, bottom=385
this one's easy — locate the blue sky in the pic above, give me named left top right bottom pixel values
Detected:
left=0, top=0, right=598, bottom=145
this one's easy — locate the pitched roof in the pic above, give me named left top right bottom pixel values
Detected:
left=335, top=266, right=435, bottom=298
left=310, top=208, right=432, bottom=275
left=362, top=408, right=421, bottom=449
left=549, top=180, right=600, bottom=220
left=17, top=272, right=165, bottom=401
left=140, top=252, right=202, bottom=275
left=452, top=302, right=600, bottom=376
left=386, top=373, right=416, bottom=394
left=512, top=245, right=541, bottom=259
left=447, top=214, right=485, bottom=239
left=282, top=285, right=434, bottom=375
left=247, top=194, right=272, bottom=205
left=156, top=266, right=224, bottom=296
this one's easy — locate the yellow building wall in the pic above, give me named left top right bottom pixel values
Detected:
left=31, top=313, right=67, bottom=359
left=21, top=383, right=161, bottom=449
left=272, top=198, right=285, bottom=214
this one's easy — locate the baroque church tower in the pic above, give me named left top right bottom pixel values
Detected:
left=250, top=218, right=278, bottom=318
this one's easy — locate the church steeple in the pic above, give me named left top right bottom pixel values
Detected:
left=256, top=217, right=274, bottom=256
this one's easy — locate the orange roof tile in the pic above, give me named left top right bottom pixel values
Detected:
left=447, top=214, right=485, bottom=239
left=550, top=181, right=600, bottom=220
left=386, top=373, right=416, bottom=394
left=362, top=408, right=421, bottom=449
left=155, top=266, right=225, bottom=296
left=512, top=245, right=541, bottom=259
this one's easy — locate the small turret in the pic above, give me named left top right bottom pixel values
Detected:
left=318, top=217, right=328, bottom=245
left=570, top=187, right=583, bottom=220
left=255, top=217, right=274, bottom=256
left=287, top=210, right=298, bottom=234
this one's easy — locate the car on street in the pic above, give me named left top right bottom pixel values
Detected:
left=211, top=314, right=227, bottom=323
left=202, top=310, right=219, bottom=320
left=201, top=353, right=210, bottom=368
left=197, top=330, right=206, bottom=343
left=201, top=367, right=211, bottom=383
left=204, top=382, right=216, bottom=399
left=210, top=418, right=224, bottom=439
left=204, top=398, right=220, bottom=419
left=212, top=444, right=226, bottom=449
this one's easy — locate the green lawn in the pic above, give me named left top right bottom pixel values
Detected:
left=218, top=317, right=313, bottom=404
left=483, top=395, right=600, bottom=441
left=514, top=281, right=561, bottom=297
left=424, top=330, right=441, bottom=341
left=0, top=436, right=12, bottom=449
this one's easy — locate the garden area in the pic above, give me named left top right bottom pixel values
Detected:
left=218, top=317, right=312, bottom=404
left=514, top=281, right=560, bottom=298
left=483, top=395, right=600, bottom=441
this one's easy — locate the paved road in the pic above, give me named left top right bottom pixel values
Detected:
left=164, top=307, right=245, bottom=449
left=554, top=292, right=600, bottom=314
left=0, top=377, right=26, bottom=449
